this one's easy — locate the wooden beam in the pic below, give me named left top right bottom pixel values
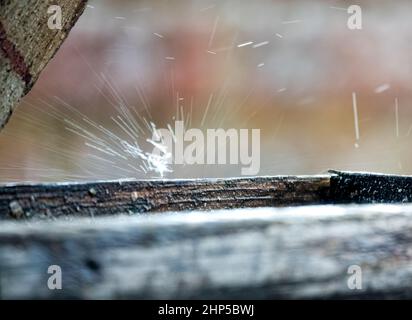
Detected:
left=2, top=171, right=412, bottom=221
left=0, top=175, right=331, bottom=220
left=0, top=0, right=87, bottom=130
left=1, top=204, right=412, bottom=299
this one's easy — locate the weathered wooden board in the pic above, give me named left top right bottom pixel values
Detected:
left=1, top=204, right=412, bottom=299
left=0, top=175, right=331, bottom=220
left=2, top=171, right=412, bottom=221
left=0, top=0, right=87, bottom=130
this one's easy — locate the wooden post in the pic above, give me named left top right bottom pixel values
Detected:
left=0, top=0, right=87, bottom=130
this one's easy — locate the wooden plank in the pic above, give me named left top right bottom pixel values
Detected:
left=0, top=0, right=87, bottom=130
left=1, top=204, right=412, bottom=299
left=3, top=170, right=412, bottom=220
left=0, top=175, right=331, bottom=220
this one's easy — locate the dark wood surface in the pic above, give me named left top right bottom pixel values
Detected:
left=330, top=170, right=412, bottom=203
left=3, top=170, right=412, bottom=220
left=0, top=175, right=331, bottom=220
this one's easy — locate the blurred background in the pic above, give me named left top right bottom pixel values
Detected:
left=1, top=0, right=412, bottom=181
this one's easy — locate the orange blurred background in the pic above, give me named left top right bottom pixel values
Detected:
left=1, top=0, right=412, bottom=181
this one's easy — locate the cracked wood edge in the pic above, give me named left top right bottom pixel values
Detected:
left=0, top=175, right=332, bottom=220
left=1, top=204, right=412, bottom=299
left=0, top=0, right=88, bottom=130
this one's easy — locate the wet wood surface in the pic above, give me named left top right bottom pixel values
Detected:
left=2, top=170, right=412, bottom=220
left=1, top=170, right=412, bottom=299
left=0, top=175, right=331, bottom=220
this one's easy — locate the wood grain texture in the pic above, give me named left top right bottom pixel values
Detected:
left=0, top=0, right=87, bottom=130
left=3, top=171, right=412, bottom=221
left=1, top=204, right=412, bottom=299
left=0, top=175, right=331, bottom=220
